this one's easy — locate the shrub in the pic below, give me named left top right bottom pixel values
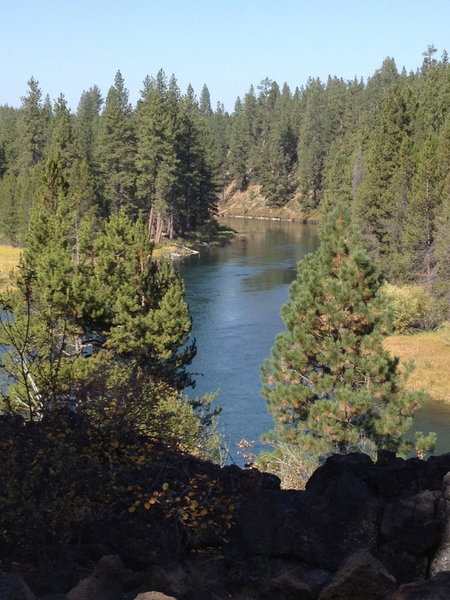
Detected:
left=0, top=410, right=233, bottom=569
left=383, top=283, right=442, bottom=333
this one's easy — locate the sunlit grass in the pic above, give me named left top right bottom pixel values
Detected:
left=385, top=323, right=450, bottom=403
left=0, top=245, right=22, bottom=291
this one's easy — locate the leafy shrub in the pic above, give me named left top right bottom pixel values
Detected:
left=383, top=283, right=442, bottom=333
left=0, top=409, right=233, bottom=569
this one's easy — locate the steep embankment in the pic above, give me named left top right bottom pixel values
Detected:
left=219, top=183, right=320, bottom=221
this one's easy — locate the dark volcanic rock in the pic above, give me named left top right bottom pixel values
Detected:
left=394, top=571, right=450, bottom=599
left=0, top=574, right=36, bottom=600
left=66, top=555, right=124, bottom=600
left=318, top=549, right=396, bottom=600
left=305, top=468, right=381, bottom=570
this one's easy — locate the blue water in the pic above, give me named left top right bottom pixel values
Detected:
left=178, top=217, right=319, bottom=461
left=179, top=217, right=450, bottom=462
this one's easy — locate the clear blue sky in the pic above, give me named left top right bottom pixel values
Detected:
left=2, top=0, right=449, bottom=112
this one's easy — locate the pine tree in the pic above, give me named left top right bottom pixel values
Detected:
left=135, top=70, right=180, bottom=241
left=49, top=94, right=75, bottom=169
left=259, top=82, right=297, bottom=207
left=0, top=161, right=196, bottom=419
left=296, top=78, right=328, bottom=211
left=16, top=77, right=47, bottom=169
left=74, top=86, right=103, bottom=166
left=400, top=136, right=442, bottom=288
left=175, top=85, right=218, bottom=233
left=262, top=203, right=433, bottom=457
left=199, top=84, right=213, bottom=116
left=96, top=71, right=136, bottom=214
left=227, top=97, right=249, bottom=190
left=354, top=86, right=413, bottom=268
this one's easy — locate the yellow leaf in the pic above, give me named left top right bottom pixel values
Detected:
left=144, top=502, right=151, bottom=510
left=162, top=482, right=169, bottom=491
left=128, top=506, right=136, bottom=513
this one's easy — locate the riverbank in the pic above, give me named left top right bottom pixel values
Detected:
left=385, top=323, right=450, bottom=403
left=218, top=183, right=321, bottom=222
left=0, top=222, right=236, bottom=291
left=0, top=245, right=22, bottom=291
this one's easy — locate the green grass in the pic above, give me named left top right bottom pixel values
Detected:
left=0, top=245, right=22, bottom=291
left=385, top=323, right=450, bottom=403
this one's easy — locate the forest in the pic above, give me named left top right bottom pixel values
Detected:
left=0, top=48, right=448, bottom=306
left=0, top=48, right=449, bottom=316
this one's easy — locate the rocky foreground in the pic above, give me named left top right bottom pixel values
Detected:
left=4, top=450, right=450, bottom=599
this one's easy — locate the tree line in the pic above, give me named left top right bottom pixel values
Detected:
left=223, top=47, right=450, bottom=309
left=1, top=47, right=449, bottom=308
left=0, top=70, right=218, bottom=245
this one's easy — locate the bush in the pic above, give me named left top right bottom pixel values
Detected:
left=0, top=410, right=234, bottom=569
left=383, top=283, right=442, bottom=333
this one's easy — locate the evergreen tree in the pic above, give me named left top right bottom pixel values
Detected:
left=262, top=203, right=433, bottom=457
left=0, top=105, right=19, bottom=171
left=135, top=70, right=180, bottom=241
left=96, top=71, right=136, bottom=214
left=175, top=84, right=218, bottom=233
left=199, top=83, right=213, bottom=116
left=16, top=77, right=47, bottom=169
left=74, top=86, right=103, bottom=166
left=296, top=78, right=328, bottom=211
left=259, top=84, right=297, bottom=207
left=400, top=136, right=442, bottom=288
left=227, top=97, right=249, bottom=189
left=0, top=162, right=196, bottom=419
left=49, top=94, right=75, bottom=169
left=354, top=86, right=413, bottom=267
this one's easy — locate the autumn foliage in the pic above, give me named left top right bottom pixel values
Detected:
left=0, top=410, right=236, bottom=569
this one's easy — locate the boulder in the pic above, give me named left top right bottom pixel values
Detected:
left=303, top=569, right=333, bottom=597
left=306, top=469, right=381, bottom=570
left=318, top=549, right=396, bottom=600
left=379, top=489, right=441, bottom=582
left=141, top=563, right=190, bottom=599
left=132, top=594, right=177, bottom=600
left=0, top=574, right=36, bottom=600
left=66, top=555, right=124, bottom=600
left=430, top=472, right=450, bottom=575
left=394, top=571, right=450, bottom=599
left=269, top=570, right=313, bottom=599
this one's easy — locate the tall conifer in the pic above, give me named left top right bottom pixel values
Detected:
left=262, top=203, right=433, bottom=457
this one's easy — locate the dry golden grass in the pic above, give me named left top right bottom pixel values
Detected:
left=0, top=245, right=22, bottom=291
left=384, top=323, right=450, bottom=403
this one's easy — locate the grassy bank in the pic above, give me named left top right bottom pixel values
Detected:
left=0, top=245, right=22, bottom=291
left=385, top=323, right=450, bottom=403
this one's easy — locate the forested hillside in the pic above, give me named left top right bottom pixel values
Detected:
left=222, top=48, right=450, bottom=308
left=0, top=47, right=449, bottom=308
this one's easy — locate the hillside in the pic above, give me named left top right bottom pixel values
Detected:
left=219, top=183, right=320, bottom=222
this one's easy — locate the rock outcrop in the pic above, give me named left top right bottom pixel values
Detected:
left=5, top=450, right=450, bottom=599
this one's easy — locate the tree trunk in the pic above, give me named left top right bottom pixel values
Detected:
left=155, top=213, right=163, bottom=244
left=148, top=203, right=155, bottom=240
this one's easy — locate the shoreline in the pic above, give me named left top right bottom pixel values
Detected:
left=217, top=212, right=320, bottom=225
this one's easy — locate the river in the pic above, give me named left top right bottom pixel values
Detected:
left=178, top=216, right=450, bottom=463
